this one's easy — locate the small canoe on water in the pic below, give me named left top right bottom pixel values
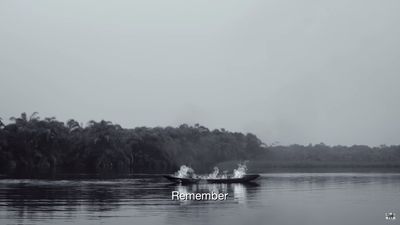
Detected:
left=163, top=174, right=260, bottom=184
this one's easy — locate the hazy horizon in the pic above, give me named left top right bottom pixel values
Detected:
left=1, top=0, right=400, bottom=146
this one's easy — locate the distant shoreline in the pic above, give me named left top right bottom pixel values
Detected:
left=1, top=113, right=399, bottom=175
left=1, top=167, right=400, bottom=180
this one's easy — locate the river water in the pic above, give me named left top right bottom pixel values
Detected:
left=0, top=173, right=399, bottom=225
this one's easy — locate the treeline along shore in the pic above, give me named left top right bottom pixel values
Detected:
left=0, top=113, right=399, bottom=174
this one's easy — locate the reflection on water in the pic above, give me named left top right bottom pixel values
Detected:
left=233, top=183, right=246, bottom=204
left=172, top=182, right=255, bottom=205
left=0, top=173, right=399, bottom=225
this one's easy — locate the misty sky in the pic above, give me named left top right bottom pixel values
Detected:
left=1, top=0, right=399, bottom=146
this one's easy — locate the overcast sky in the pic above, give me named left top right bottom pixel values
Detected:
left=1, top=0, right=399, bottom=146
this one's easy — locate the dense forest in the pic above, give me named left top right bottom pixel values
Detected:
left=0, top=113, right=399, bottom=174
left=248, top=144, right=400, bottom=171
left=0, top=113, right=263, bottom=173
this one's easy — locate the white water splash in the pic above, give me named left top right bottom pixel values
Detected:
left=233, top=163, right=247, bottom=178
left=175, top=165, right=194, bottom=178
left=204, top=167, right=220, bottom=179
left=174, top=163, right=247, bottom=179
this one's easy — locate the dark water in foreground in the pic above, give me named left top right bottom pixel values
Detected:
left=0, top=173, right=399, bottom=225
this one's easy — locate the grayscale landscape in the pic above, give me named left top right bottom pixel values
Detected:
left=1, top=0, right=399, bottom=225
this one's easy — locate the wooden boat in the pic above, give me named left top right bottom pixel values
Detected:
left=206, top=174, right=260, bottom=183
left=164, top=174, right=260, bottom=184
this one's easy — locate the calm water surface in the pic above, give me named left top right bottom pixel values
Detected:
left=0, top=173, right=399, bottom=225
